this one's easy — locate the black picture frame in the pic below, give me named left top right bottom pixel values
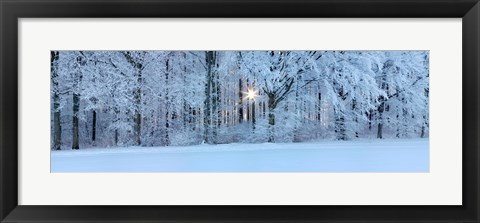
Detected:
left=1, top=0, right=479, bottom=222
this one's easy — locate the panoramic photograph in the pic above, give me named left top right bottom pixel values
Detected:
left=50, top=50, right=429, bottom=172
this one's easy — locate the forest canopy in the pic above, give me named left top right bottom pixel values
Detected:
left=50, top=51, right=429, bottom=150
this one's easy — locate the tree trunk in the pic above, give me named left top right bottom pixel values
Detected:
left=293, top=83, right=300, bottom=142
left=182, top=52, right=189, bottom=131
left=334, top=85, right=347, bottom=140
left=252, top=100, right=256, bottom=130
left=53, top=94, right=61, bottom=150
left=113, top=106, right=120, bottom=146
left=376, top=63, right=389, bottom=139
left=165, top=111, right=170, bottom=145
left=317, top=93, right=322, bottom=123
left=133, top=69, right=142, bottom=146
left=51, top=51, right=61, bottom=150
left=134, top=112, right=141, bottom=145
left=165, top=58, right=170, bottom=146
left=121, top=51, right=145, bottom=146
left=377, top=123, right=383, bottom=139
left=377, top=101, right=385, bottom=139
left=216, top=71, right=221, bottom=129
left=92, top=110, right=96, bottom=142
left=246, top=100, right=250, bottom=122
left=72, top=91, right=80, bottom=150
left=203, top=51, right=215, bottom=144
left=238, top=79, right=243, bottom=123
left=267, top=94, right=276, bottom=142
left=114, top=130, right=118, bottom=145
left=71, top=54, right=84, bottom=150
left=212, top=54, right=220, bottom=141
left=352, top=98, right=359, bottom=138
left=334, top=109, right=346, bottom=140
left=262, top=102, right=266, bottom=118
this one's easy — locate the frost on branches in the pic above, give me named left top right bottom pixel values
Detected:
left=50, top=51, right=429, bottom=150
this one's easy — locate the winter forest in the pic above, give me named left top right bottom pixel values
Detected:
left=50, top=50, right=429, bottom=151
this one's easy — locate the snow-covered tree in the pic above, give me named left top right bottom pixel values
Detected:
left=51, top=50, right=429, bottom=150
left=238, top=51, right=321, bottom=142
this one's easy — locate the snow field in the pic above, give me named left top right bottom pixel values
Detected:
left=51, top=138, right=429, bottom=172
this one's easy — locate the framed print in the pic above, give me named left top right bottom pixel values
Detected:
left=48, top=49, right=431, bottom=173
left=1, top=0, right=479, bottom=222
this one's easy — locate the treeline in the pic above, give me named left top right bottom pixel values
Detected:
left=51, top=51, right=429, bottom=150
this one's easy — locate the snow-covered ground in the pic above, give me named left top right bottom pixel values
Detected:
left=51, top=138, right=429, bottom=172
